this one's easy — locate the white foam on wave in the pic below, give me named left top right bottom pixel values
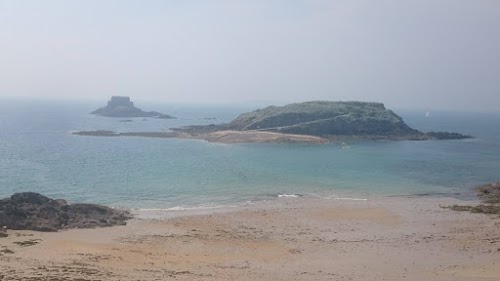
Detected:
left=277, top=193, right=367, bottom=201
left=307, top=193, right=368, bottom=201
left=331, top=197, right=368, bottom=201
left=165, top=205, right=237, bottom=211
left=133, top=204, right=240, bottom=219
left=278, top=194, right=301, bottom=198
left=136, top=204, right=236, bottom=212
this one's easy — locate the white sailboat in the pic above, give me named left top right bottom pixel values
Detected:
left=425, top=111, right=431, bottom=118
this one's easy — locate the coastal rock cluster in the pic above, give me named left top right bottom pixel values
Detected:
left=0, top=192, right=131, bottom=232
left=476, top=182, right=500, bottom=204
left=91, top=96, right=175, bottom=119
left=447, top=182, right=500, bottom=215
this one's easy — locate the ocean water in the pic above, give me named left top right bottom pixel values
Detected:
left=0, top=99, right=499, bottom=209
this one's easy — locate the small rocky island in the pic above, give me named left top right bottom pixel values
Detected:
left=0, top=192, right=131, bottom=232
left=92, top=96, right=175, bottom=119
left=77, top=101, right=471, bottom=143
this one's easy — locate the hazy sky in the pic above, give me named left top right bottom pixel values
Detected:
left=1, top=0, right=499, bottom=111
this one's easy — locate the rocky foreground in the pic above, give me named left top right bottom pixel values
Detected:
left=1, top=196, right=499, bottom=281
left=0, top=192, right=131, bottom=232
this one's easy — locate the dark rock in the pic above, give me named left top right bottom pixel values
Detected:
left=74, top=130, right=119, bottom=137
left=425, top=131, right=472, bottom=140
left=476, top=182, right=500, bottom=204
left=444, top=182, right=500, bottom=215
left=171, top=124, right=222, bottom=135
left=91, top=96, right=175, bottom=119
left=0, top=192, right=132, bottom=232
left=14, top=239, right=41, bottom=247
left=74, top=131, right=177, bottom=138
left=446, top=204, right=500, bottom=215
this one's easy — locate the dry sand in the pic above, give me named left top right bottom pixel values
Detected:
left=1, top=196, right=499, bottom=281
left=199, top=130, right=326, bottom=144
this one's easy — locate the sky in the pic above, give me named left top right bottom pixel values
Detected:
left=0, top=0, right=499, bottom=111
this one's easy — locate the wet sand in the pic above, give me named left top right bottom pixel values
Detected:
left=1, top=196, right=499, bottom=280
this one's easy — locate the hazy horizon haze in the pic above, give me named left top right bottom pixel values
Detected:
left=1, top=0, right=499, bottom=112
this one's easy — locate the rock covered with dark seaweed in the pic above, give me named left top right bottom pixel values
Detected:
left=445, top=182, right=500, bottom=215
left=0, top=192, right=132, bottom=232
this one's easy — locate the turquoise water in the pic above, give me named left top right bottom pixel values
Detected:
left=1, top=99, right=499, bottom=209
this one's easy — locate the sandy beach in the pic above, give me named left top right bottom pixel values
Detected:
left=1, top=196, right=499, bottom=281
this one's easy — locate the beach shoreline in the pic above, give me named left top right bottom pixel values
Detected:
left=1, top=195, right=499, bottom=281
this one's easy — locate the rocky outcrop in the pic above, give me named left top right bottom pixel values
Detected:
left=424, top=132, right=472, bottom=140
left=445, top=182, right=500, bottom=215
left=91, top=96, right=175, bottom=119
left=0, top=192, right=132, bottom=232
left=74, top=130, right=179, bottom=138
left=475, top=182, right=500, bottom=204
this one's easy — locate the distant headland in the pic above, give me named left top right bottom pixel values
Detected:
left=78, top=101, right=472, bottom=143
left=91, top=96, right=175, bottom=119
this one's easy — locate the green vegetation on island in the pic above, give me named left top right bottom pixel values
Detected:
left=176, top=101, right=472, bottom=141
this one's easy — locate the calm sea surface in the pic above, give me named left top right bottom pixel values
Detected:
left=1, top=99, right=499, bottom=209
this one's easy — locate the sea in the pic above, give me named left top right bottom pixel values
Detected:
left=1, top=99, right=499, bottom=210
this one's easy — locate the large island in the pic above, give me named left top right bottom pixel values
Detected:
left=77, top=101, right=471, bottom=143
